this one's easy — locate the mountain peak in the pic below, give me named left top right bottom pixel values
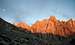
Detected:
left=49, top=16, right=57, bottom=21
left=15, top=22, right=31, bottom=31
left=15, top=16, right=75, bottom=36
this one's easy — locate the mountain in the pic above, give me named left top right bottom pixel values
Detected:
left=31, top=16, right=75, bottom=36
left=0, top=18, right=41, bottom=45
left=15, top=16, right=75, bottom=36
left=15, top=22, right=32, bottom=31
left=0, top=17, right=75, bottom=45
left=31, top=16, right=57, bottom=33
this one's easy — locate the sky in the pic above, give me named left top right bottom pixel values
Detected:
left=0, top=0, right=75, bottom=25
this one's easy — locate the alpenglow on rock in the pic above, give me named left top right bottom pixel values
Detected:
left=15, top=16, right=75, bottom=36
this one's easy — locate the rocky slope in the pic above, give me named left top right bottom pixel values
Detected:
left=0, top=17, right=75, bottom=45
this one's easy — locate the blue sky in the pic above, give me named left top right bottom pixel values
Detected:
left=0, top=0, right=75, bottom=25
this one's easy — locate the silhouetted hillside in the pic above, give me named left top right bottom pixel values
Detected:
left=0, top=18, right=75, bottom=45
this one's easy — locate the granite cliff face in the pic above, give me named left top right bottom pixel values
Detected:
left=16, top=16, right=75, bottom=36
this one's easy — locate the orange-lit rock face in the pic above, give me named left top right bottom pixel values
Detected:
left=15, top=22, right=31, bottom=31
left=15, top=16, right=75, bottom=36
left=31, top=16, right=57, bottom=33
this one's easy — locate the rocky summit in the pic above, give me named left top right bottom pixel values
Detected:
left=31, top=16, right=75, bottom=36
left=0, top=17, right=75, bottom=45
left=16, top=16, right=75, bottom=36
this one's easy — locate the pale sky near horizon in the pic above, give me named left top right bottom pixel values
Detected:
left=0, top=0, right=75, bottom=25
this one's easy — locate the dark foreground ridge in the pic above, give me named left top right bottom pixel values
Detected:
left=0, top=18, right=75, bottom=45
